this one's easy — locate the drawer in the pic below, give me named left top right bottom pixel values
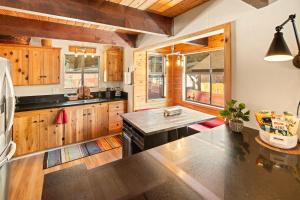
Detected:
left=109, top=101, right=124, bottom=112
left=109, top=111, right=124, bottom=123
left=109, top=121, right=123, bottom=133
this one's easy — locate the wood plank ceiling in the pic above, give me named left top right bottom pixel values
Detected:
left=108, top=0, right=210, bottom=17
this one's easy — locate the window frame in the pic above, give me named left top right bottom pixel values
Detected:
left=183, top=49, right=225, bottom=108
left=64, top=54, right=100, bottom=90
left=146, top=53, right=166, bottom=101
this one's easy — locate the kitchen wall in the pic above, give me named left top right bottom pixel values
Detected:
left=137, top=0, right=300, bottom=129
left=14, top=38, right=134, bottom=111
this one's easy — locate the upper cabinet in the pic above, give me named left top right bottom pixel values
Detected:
left=0, top=44, right=61, bottom=86
left=104, top=47, right=123, bottom=82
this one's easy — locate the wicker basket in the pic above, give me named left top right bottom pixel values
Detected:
left=229, top=120, right=244, bottom=133
left=41, top=39, right=52, bottom=47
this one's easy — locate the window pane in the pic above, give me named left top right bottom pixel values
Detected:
left=148, top=55, right=163, bottom=74
left=211, top=50, right=224, bottom=69
left=186, top=73, right=210, bottom=104
left=186, top=52, right=210, bottom=73
left=64, top=73, right=82, bottom=89
left=65, top=55, right=84, bottom=72
left=147, top=54, right=165, bottom=100
left=211, top=72, right=224, bottom=107
left=148, top=75, right=164, bottom=99
left=84, top=73, right=99, bottom=88
left=84, top=56, right=99, bottom=73
left=64, top=55, right=99, bottom=89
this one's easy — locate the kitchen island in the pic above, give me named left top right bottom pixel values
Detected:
left=42, top=125, right=300, bottom=199
left=121, top=106, right=215, bottom=157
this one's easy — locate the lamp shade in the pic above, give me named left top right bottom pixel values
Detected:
left=264, top=32, right=293, bottom=62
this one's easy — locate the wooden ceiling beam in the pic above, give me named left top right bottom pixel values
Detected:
left=0, top=0, right=173, bottom=36
left=0, top=14, right=137, bottom=47
left=241, top=0, right=277, bottom=9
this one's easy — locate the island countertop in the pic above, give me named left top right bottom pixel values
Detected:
left=42, top=125, right=300, bottom=200
left=121, top=106, right=216, bottom=135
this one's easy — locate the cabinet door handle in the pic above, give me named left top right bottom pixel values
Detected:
left=33, top=120, right=38, bottom=123
left=40, top=120, right=44, bottom=123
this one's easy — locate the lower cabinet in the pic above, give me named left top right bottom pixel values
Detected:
left=13, top=101, right=125, bottom=156
left=64, top=103, right=109, bottom=145
left=108, top=101, right=126, bottom=134
left=39, top=109, right=64, bottom=150
left=13, top=108, right=63, bottom=156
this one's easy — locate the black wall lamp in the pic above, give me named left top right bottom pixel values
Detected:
left=264, top=14, right=300, bottom=68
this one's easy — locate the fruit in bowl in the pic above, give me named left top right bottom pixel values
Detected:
left=255, top=111, right=299, bottom=149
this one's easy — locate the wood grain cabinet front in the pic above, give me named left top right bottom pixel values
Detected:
left=0, top=44, right=61, bottom=86
left=108, top=101, right=126, bottom=134
left=13, top=108, right=63, bottom=156
left=104, top=47, right=123, bottom=82
left=12, top=101, right=125, bottom=156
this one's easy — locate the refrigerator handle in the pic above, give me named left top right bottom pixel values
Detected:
left=0, top=141, right=16, bottom=168
left=5, top=66, right=15, bottom=133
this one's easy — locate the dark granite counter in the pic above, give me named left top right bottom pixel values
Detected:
left=15, top=97, right=127, bottom=112
left=42, top=125, right=300, bottom=200
left=15, top=93, right=127, bottom=112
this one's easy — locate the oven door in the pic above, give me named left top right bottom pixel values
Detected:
left=122, top=130, right=132, bottom=158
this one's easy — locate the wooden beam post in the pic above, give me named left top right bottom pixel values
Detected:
left=0, top=14, right=136, bottom=47
left=0, top=0, right=173, bottom=35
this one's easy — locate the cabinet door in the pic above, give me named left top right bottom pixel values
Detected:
left=64, top=106, right=84, bottom=144
left=39, top=109, right=63, bottom=150
left=83, top=105, right=98, bottom=140
left=43, top=49, right=60, bottom=84
left=106, top=48, right=123, bottom=81
left=0, top=47, right=29, bottom=86
left=29, top=49, right=44, bottom=85
left=29, top=49, right=43, bottom=85
left=97, top=103, right=109, bottom=137
left=13, top=113, right=40, bottom=156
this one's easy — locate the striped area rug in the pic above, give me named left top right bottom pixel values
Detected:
left=43, top=135, right=122, bottom=169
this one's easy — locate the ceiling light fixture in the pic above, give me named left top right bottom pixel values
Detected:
left=265, top=14, right=300, bottom=68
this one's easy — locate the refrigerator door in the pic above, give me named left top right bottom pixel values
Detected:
left=0, top=57, right=16, bottom=200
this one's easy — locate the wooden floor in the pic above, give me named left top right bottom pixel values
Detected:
left=7, top=148, right=122, bottom=200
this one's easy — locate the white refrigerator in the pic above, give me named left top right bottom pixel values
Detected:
left=0, top=57, right=16, bottom=200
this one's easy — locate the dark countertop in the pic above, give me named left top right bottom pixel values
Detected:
left=42, top=125, right=300, bottom=200
left=15, top=97, right=127, bottom=112
left=121, top=106, right=215, bottom=135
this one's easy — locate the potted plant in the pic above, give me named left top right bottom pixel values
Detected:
left=220, top=100, right=250, bottom=132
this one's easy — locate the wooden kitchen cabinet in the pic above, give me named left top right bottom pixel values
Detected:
left=108, top=101, right=126, bottom=134
left=13, top=112, right=40, bottom=156
left=13, top=109, right=63, bottom=156
left=0, top=46, right=29, bottom=86
left=43, top=49, right=60, bottom=84
left=64, top=106, right=84, bottom=144
left=0, top=44, right=61, bottom=86
left=29, top=48, right=44, bottom=85
left=97, top=103, right=109, bottom=137
left=12, top=101, right=126, bottom=156
left=104, top=47, right=123, bottom=82
left=83, top=105, right=98, bottom=140
left=39, top=109, right=64, bottom=150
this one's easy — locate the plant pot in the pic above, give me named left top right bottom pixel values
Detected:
left=229, top=120, right=244, bottom=133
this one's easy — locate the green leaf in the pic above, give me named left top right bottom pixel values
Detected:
left=220, top=110, right=230, bottom=117
left=244, top=110, right=250, bottom=116
left=239, top=103, right=246, bottom=110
